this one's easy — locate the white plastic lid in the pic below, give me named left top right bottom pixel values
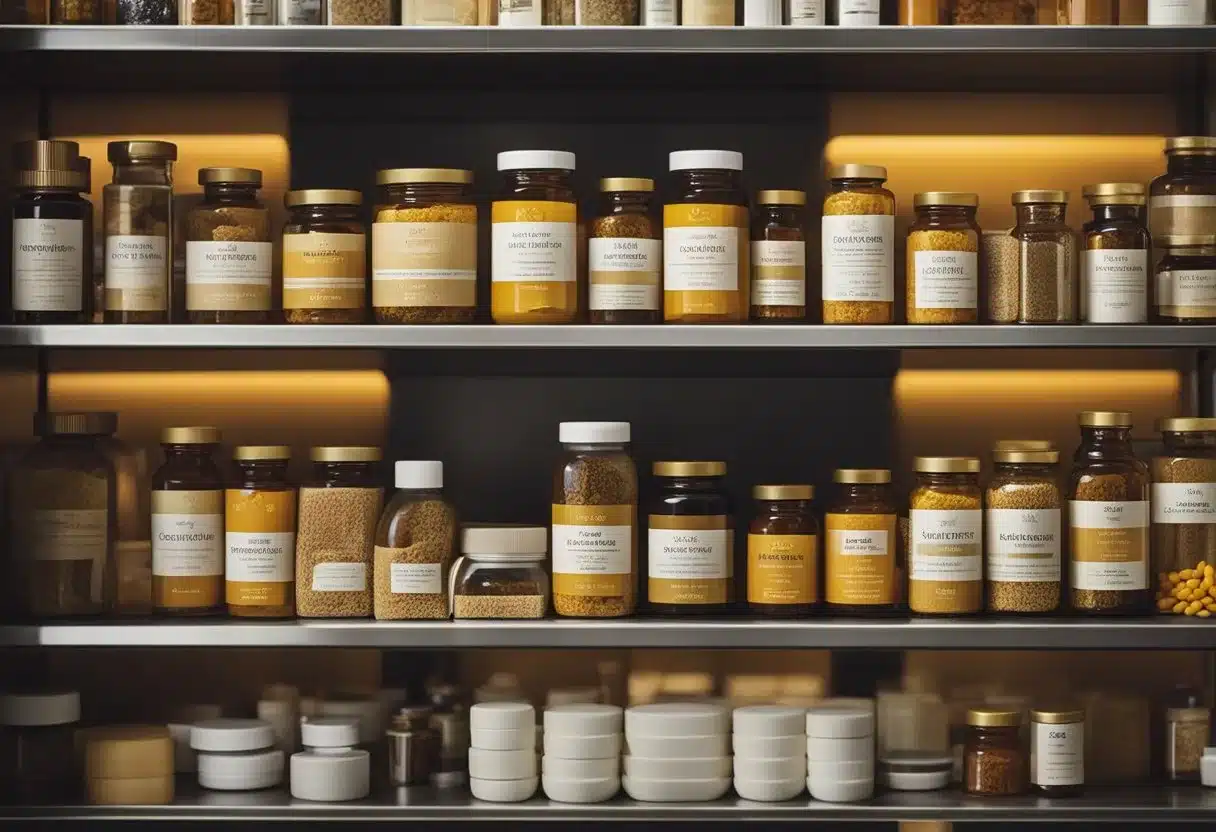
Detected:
left=301, top=717, right=360, bottom=749
left=544, top=704, right=623, bottom=736
left=498, top=150, right=576, bottom=171
left=395, top=460, right=443, bottom=490
left=290, top=748, right=371, bottom=802
left=558, top=422, right=630, bottom=444
left=472, top=701, right=536, bottom=732
left=0, top=691, right=80, bottom=727
left=626, top=702, right=730, bottom=737
left=669, top=150, right=743, bottom=172
left=461, top=524, right=548, bottom=558
left=196, top=748, right=285, bottom=782
left=546, top=687, right=603, bottom=708
left=317, top=700, right=383, bottom=745
left=806, top=704, right=875, bottom=739
left=732, top=705, right=806, bottom=738
left=190, top=719, right=276, bottom=752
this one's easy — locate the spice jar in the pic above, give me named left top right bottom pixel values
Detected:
left=663, top=150, right=748, bottom=323
left=226, top=445, right=295, bottom=619
left=150, top=427, right=224, bottom=617
left=589, top=178, right=660, bottom=324
left=750, top=190, right=806, bottom=321
left=181, top=0, right=235, bottom=22
left=1080, top=183, right=1150, bottom=324
left=906, top=192, right=980, bottom=325
left=648, top=461, right=733, bottom=615
left=909, top=457, right=982, bottom=617
left=283, top=189, right=366, bottom=325
left=10, top=413, right=117, bottom=618
left=103, top=140, right=176, bottom=324
left=0, top=691, right=80, bottom=801
left=822, top=165, right=895, bottom=325
left=747, top=485, right=818, bottom=617
left=451, top=525, right=549, bottom=619
left=1030, top=708, right=1083, bottom=796
left=949, top=0, right=1033, bottom=21
left=325, top=0, right=391, bottom=22
left=117, top=0, right=177, bottom=21
left=1011, top=189, right=1078, bottom=323
left=492, top=151, right=578, bottom=324
left=1149, top=137, right=1216, bottom=243
left=1166, top=703, right=1211, bottom=781
left=1069, top=411, right=1151, bottom=615
left=1156, top=240, right=1216, bottom=322
left=681, top=0, right=733, bottom=21
left=985, top=445, right=1062, bottom=615
left=403, top=0, right=478, bottom=21
left=186, top=167, right=272, bottom=324
left=373, top=169, right=476, bottom=324
left=1152, top=418, right=1216, bottom=616
left=296, top=446, right=383, bottom=619
left=575, top=0, right=636, bottom=21
left=824, top=469, right=899, bottom=615
left=51, top=0, right=101, bottom=20
left=374, top=460, right=458, bottom=621
left=963, top=708, right=1027, bottom=797
left=551, top=422, right=637, bottom=619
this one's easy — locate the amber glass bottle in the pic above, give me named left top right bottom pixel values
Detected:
left=747, top=485, right=818, bottom=617
left=226, top=446, right=295, bottom=618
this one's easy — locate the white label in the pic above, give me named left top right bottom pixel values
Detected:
left=279, top=0, right=321, bottom=23
left=311, top=562, right=367, bottom=591
left=226, top=532, right=295, bottom=582
left=913, top=250, right=978, bottom=309
left=106, top=235, right=167, bottom=289
left=491, top=222, right=577, bottom=282
left=909, top=509, right=982, bottom=581
left=498, top=0, right=541, bottom=25
left=1084, top=249, right=1147, bottom=323
left=788, top=0, right=824, bottom=24
left=12, top=218, right=84, bottom=312
left=390, top=562, right=442, bottom=594
left=1032, top=721, right=1084, bottom=786
left=152, top=513, right=224, bottom=577
left=590, top=283, right=660, bottom=311
left=1158, top=270, right=1216, bottom=309
left=751, top=240, right=806, bottom=306
left=590, top=238, right=660, bottom=273
left=237, top=0, right=273, bottom=22
left=186, top=241, right=272, bottom=285
left=822, top=215, right=894, bottom=301
left=831, top=528, right=889, bottom=555
left=752, top=240, right=804, bottom=269
left=837, top=0, right=879, bottom=24
left=1070, top=500, right=1149, bottom=590
left=553, top=524, right=632, bottom=576
left=1071, top=500, right=1149, bottom=529
left=1148, top=0, right=1207, bottom=24
left=643, top=0, right=675, bottom=24
left=1153, top=483, right=1216, bottom=524
left=664, top=226, right=739, bottom=291
left=986, top=508, right=1061, bottom=583
left=752, top=279, right=806, bottom=306
left=648, top=528, right=730, bottom=580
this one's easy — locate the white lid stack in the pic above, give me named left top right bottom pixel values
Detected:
left=542, top=704, right=623, bottom=804
left=732, top=706, right=807, bottom=803
left=291, top=717, right=370, bottom=802
left=806, top=700, right=876, bottom=803
left=469, top=702, right=538, bottom=802
left=622, top=703, right=732, bottom=803
left=190, top=719, right=284, bottom=792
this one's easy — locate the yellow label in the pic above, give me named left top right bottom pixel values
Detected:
left=825, top=513, right=897, bottom=606
left=648, top=514, right=733, bottom=605
left=663, top=203, right=749, bottom=320
left=371, top=222, right=477, bottom=309
left=225, top=489, right=296, bottom=608
left=681, top=0, right=733, bottom=23
left=747, top=533, right=816, bottom=605
left=283, top=232, right=366, bottom=310
left=151, top=489, right=224, bottom=610
left=492, top=201, right=577, bottom=225
left=552, top=504, right=635, bottom=597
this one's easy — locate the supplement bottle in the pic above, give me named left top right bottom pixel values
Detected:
left=1149, top=137, right=1216, bottom=241
left=374, top=460, right=458, bottom=621
left=746, top=485, right=818, bottom=617
left=824, top=468, right=899, bottom=615
left=589, top=178, right=661, bottom=324
left=1011, top=189, right=1077, bottom=323
left=648, top=461, right=733, bottom=615
left=964, top=708, right=1027, bottom=796
left=1030, top=708, right=1084, bottom=796
left=909, top=456, right=982, bottom=616
left=750, top=189, right=807, bottom=321
left=985, top=445, right=1062, bottom=614
left=283, top=189, right=366, bottom=325
left=1151, top=417, right=1216, bottom=615
left=103, top=140, right=176, bottom=324
left=1080, top=183, right=1149, bottom=324
left=452, top=525, right=550, bottom=619
left=822, top=164, right=895, bottom=324
left=906, top=191, right=980, bottom=325
left=1156, top=239, right=1216, bottom=322
left=226, top=445, right=295, bottom=619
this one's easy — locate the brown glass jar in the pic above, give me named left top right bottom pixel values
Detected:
left=150, top=427, right=225, bottom=616
left=1030, top=708, right=1084, bottom=796
left=747, top=485, right=818, bottom=617
left=51, top=0, right=102, bottom=21
left=283, top=189, right=366, bottom=325
left=822, top=165, right=896, bottom=325
left=824, top=468, right=899, bottom=616
left=648, top=461, right=733, bottom=615
left=906, top=192, right=980, bottom=325
left=964, top=708, right=1027, bottom=796
left=1080, top=183, right=1149, bottom=324
left=226, top=446, right=295, bottom=619
left=1149, top=137, right=1216, bottom=243
left=750, top=190, right=806, bottom=321
left=909, top=457, right=983, bottom=616
left=103, top=140, right=176, bottom=324
left=589, top=178, right=660, bottom=325
left=1151, top=418, right=1216, bottom=614
left=186, top=167, right=272, bottom=324
left=1156, top=240, right=1216, bottom=322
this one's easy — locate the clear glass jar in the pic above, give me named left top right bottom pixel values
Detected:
left=374, top=460, right=458, bottom=621
left=403, top=0, right=477, bottom=21
left=1080, top=183, right=1150, bottom=324
left=906, top=192, right=980, bottom=325
left=492, top=151, right=578, bottom=325
left=750, top=190, right=806, bottom=322
left=1166, top=703, right=1210, bottom=782
left=1057, top=0, right=1115, bottom=21
left=186, top=167, right=272, bottom=324
left=51, top=0, right=101, bottom=20
left=1149, top=137, right=1216, bottom=242
left=1152, top=418, right=1216, bottom=616
left=822, top=165, right=895, bottom=325
left=948, top=0, right=1033, bottom=20
left=1156, top=241, right=1216, bottom=322
left=552, top=422, right=637, bottom=619
left=0, top=691, right=80, bottom=802
left=1030, top=708, right=1084, bottom=796
left=373, top=169, right=476, bottom=324
left=963, top=708, right=1027, bottom=796
left=985, top=446, right=1062, bottom=614
left=1011, top=189, right=1078, bottom=323
left=589, top=178, right=660, bottom=325
left=283, top=189, right=366, bottom=325
left=1069, top=411, right=1151, bottom=615
left=664, top=150, right=748, bottom=324
left=451, top=525, right=549, bottom=619
left=824, top=469, right=899, bottom=615
left=226, top=446, right=295, bottom=619
left=103, top=140, right=176, bottom=324
left=909, top=457, right=982, bottom=617
left=648, top=461, right=733, bottom=616
left=747, top=485, right=818, bottom=617
left=180, top=0, right=234, bottom=21
left=325, top=0, right=390, bottom=21
left=117, top=0, right=176, bottom=21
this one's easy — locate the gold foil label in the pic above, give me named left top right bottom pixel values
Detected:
left=1070, top=500, right=1149, bottom=590
left=284, top=232, right=365, bottom=310
left=1150, top=195, right=1216, bottom=240
left=747, top=533, right=816, bottom=605
left=185, top=241, right=273, bottom=312
left=648, top=514, right=732, bottom=605
left=909, top=508, right=982, bottom=614
left=663, top=203, right=749, bottom=319
left=371, top=221, right=477, bottom=308
left=825, top=513, right=896, bottom=606
left=552, top=504, right=635, bottom=597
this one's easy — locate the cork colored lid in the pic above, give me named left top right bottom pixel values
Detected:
left=285, top=189, right=362, bottom=207
left=653, top=461, right=726, bottom=477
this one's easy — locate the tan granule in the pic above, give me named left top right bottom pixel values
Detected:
left=986, top=478, right=1061, bottom=613
left=454, top=595, right=546, bottom=619
left=295, top=486, right=383, bottom=618
left=906, top=228, right=978, bottom=325
left=822, top=189, right=894, bottom=325
left=1071, top=472, right=1147, bottom=611
left=373, top=499, right=456, bottom=621
left=984, top=231, right=1020, bottom=323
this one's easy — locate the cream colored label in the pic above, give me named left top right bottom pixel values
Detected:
left=284, top=232, right=365, bottom=310
left=1153, top=483, right=1216, bottom=524
left=498, top=0, right=541, bottom=25
left=986, top=508, right=1060, bottom=583
left=1151, top=195, right=1216, bottom=238
left=681, top=0, right=733, bottom=23
left=1032, top=722, right=1084, bottom=787
left=589, top=238, right=660, bottom=311
left=1070, top=500, right=1149, bottom=590
left=747, top=534, right=816, bottom=605
left=838, top=0, right=879, bottom=23
left=186, top=241, right=272, bottom=311
left=23, top=509, right=106, bottom=561
left=822, top=214, right=894, bottom=302
left=1084, top=249, right=1147, bottom=323
left=13, top=218, right=85, bottom=312
left=789, top=0, right=824, bottom=23
left=491, top=201, right=577, bottom=284
left=751, top=240, right=806, bottom=306
left=105, top=235, right=168, bottom=312
left=372, top=221, right=476, bottom=308
left=389, top=561, right=442, bottom=594
left=910, top=509, right=982, bottom=580
left=1157, top=269, right=1216, bottom=316
left=914, top=250, right=977, bottom=309
left=648, top=515, right=732, bottom=605
left=152, top=490, right=224, bottom=579
left=552, top=504, right=634, bottom=597
left=312, top=562, right=367, bottom=591
left=824, top=513, right=896, bottom=606
left=665, top=226, right=739, bottom=291
left=225, top=489, right=296, bottom=605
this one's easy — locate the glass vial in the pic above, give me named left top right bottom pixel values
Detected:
left=909, top=457, right=983, bottom=616
left=186, top=167, right=272, bottom=324
left=906, top=191, right=980, bottom=325
left=589, top=178, right=661, bottom=324
left=1156, top=240, right=1216, bottom=322
left=750, top=189, right=806, bottom=321
left=283, top=189, right=366, bottom=325
left=103, top=140, right=176, bottom=324
left=1011, top=189, right=1078, bottom=323
left=226, top=445, right=295, bottom=619
left=824, top=468, right=898, bottom=615
left=1080, top=183, right=1149, bottom=324
left=747, top=485, right=818, bottom=617
left=648, top=461, right=733, bottom=615
left=822, top=164, right=895, bottom=324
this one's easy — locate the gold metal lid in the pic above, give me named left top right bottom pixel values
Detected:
left=993, top=449, right=1059, bottom=464
left=375, top=168, right=473, bottom=186
left=913, top=191, right=979, bottom=208
left=310, top=446, right=382, bottom=462
left=1079, top=410, right=1133, bottom=428
left=35, top=412, right=117, bottom=437
left=1157, top=417, right=1216, bottom=433
left=161, top=426, right=221, bottom=445
left=1030, top=708, right=1084, bottom=724
left=753, top=484, right=813, bottom=500
left=16, top=169, right=88, bottom=191
left=1012, top=189, right=1068, bottom=205
left=966, top=708, right=1022, bottom=728
left=233, top=445, right=291, bottom=461
left=107, top=140, right=178, bottom=164
left=600, top=177, right=654, bottom=192
left=1165, top=136, right=1216, bottom=154
left=13, top=139, right=79, bottom=172
left=285, top=189, right=363, bottom=208
left=828, top=164, right=887, bottom=181
left=833, top=468, right=891, bottom=484
left=756, top=189, right=807, bottom=206
left=198, top=167, right=262, bottom=186
left=653, top=461, right=727, bottom=477
left=992, top=439, right=1054, bottom=452
left=914, top=456, right=980, bottom=474
left=1082, top=182, right=1145, bottom=199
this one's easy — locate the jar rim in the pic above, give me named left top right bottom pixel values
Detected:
left=1158, top=417, right=1216, bottom=433
left=286, top=189, right=363, bottom=208
left=36, top=411, right=117, bottom=437
left=914, top=456, right=980, bottom=474
left=833, top=468, right=891, bottom=484
left=828, top=163, right=886, bottom=181
left=913, top=191, right=978, bottom=208
left=653, top=461, right=726, bottom=477
left=199, top=167, right=262, bottom=187
left=966, top=707, right=1021, bottom=727
left=376, top=168, right=473, bottom=186
left=756, top=189, right=807, bottom=206
left=753, top=484, right=813, bottom=500
left=310, top=446, right=382, bottom=462
left=1012, top=189, right=1068, bottom=205
left=1079, top=410, right=1133, bottom=428
left=161, top=426, right=221, bottom=445
left=108, top=140, right=178, bottom=164
left=993, top=450, right=1059, bottom=464
left=1030, top=708, right=1084, bottom=724
left=1165, top=136, right=1216, bottom=154
left=600, top=177, right=654, bottom=193
left=233, top=445, right=291, bottom=461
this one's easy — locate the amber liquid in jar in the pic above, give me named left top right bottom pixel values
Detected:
left=824, top=469, right=899, bottom=616
left=186, top=168, right=272, bottom=325
left=750, top=191, right=807, bottom=321
left=589, top=179, right=661, bottom=325
left=226, top=448, right=295, bottom=619
left=747, top=485, right=818, bottom=617
left=283, top=190, right=366, bottom=325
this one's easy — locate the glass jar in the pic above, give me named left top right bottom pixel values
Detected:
left=51, top=0, right=101, bottom=20
left=492, top=151, right=578, bottom=325
left=909, top=457, right=982, bottom=617
left=747, top=485, right=818, bottom=617
left=180, top=0, right=234, bottom=21
left=150, top=426, right=224, bottom=617
left=552, top=422, right=637, bottom=619
left=648, top=461, right=733, bottom=616
left=388, top=706, right=438, bottom=786
left=963, top=708, right=1027, bottom=796
left=1069, top=411, right=1151, bottom=615
left=949, top=0, right=1033, bottom=21
left=1152, top=418, right=1216, bottom=616
left=283, top=189, right=366, bottom=325
left=1011, top=190, right=1078, bottom=323
left=898, top=0, right=944, bottom=21
left=11, top=140, right=92, bottom=326
left=750, top=190, right=806, bottom=322
left=1030, top=708, right=1084, bottom=796
left=0, top=0, right=48, bottom=21
left=822, top=164, right=895, bottom=325
left=325, top=0, right=390, bottom=21
left=1080, top=183, right=1149, bottom=324
left=296, top=446, right=384, bottom=619
left=1156, top=241, right=1216, bottom=322
left=226, top=446, right=295, bottom=619
left=103, top=140, right=176, bottom=324
left=451, top=525, right=549, bottom=619
left=374, top=460, right=458, bottom=621
left=0, top=691, right=80, bottom=802
left=403, top=0, right=478, bottom=21
left=681, top=0, right=733, bottom=21
left=906, top=192, right=980, bottom=325
left=663, top=150, right=749, bottom=324
left=1149, top=137, right=1216, bottom=242
left=9, top=413, right=116, bottom=618
left=824, top=469, right=898, bottom=615
left=185, top=167, right=272, bottom=324
left=589, top=178, right=661, bottom=325
left=373, top=169, right=476, bottom=325
left=985, top=446, right=1062, bottom=615
left=1166, top=704, right=1210, bottom=781
left=984, top=229, right=1020, bottom=324
left=574, top=0, right=635, bottom=21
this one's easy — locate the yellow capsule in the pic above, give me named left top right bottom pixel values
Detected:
left=1209, top=586, right=1216, bottom=599
left=1170, top=572, right=1182, bottom=583
left=1175, top=601, right=1189, bottom=613
left=1203, top=578, right=1213, bottom=591
left=1159, top=596, right=1179, bottom=610
left=1200, top=610, right=1212, bottom=618
left=1206, top=566, right=1215, bottom=580
left=1182, top=569, right=1197, bottom=580
left=1187, top=606, right=1201, bottom=616
left=1205, top=597, right=1216, bottom=608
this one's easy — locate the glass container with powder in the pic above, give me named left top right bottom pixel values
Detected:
left=374, top=460, right=458, bottom=621
left=103, top=140, right=176, bottom=324
left=1011, top=189, right=1077, bottom=323
left=283, top=189, right=366, bottom=325
left=186, top=167, right=272, bottom=324
left=589, top=178, right=660, bottom=324
left=909, top=456, right=982, bottom=616
left=1080, top=183, right=1149, bottom=324
left=822, top=165, right=895, bottom=324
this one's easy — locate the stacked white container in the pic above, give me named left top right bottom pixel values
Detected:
left=468, top=702, right=538, bottom=802
left=542, top=704, right=622, bottom=804
left=806, top=701, right=875, bottom=803
left=290, top=717, right=370, bottom=802
left=732, top=706, right=806, bottom=802
left=190, top=718, right=285, bottom=792
left=622, top=703, right=732, bottom=802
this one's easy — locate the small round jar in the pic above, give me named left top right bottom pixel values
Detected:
left=648, top=461, right=733, bottom=616
left=226, top=445, right=295, bottom=620
left=906, top=191, right=980, bottom=325
left=1156, top=239, right=1216, bottom=323
left=1166, top=703, right=1211, bottom=782
left=373, top=169, right=477, bottom=325
left=909, top=457, right=983, bottom=616
left=750, top=189, right=807, bottom=321
left=589, top=178, right=661, bottom=325
left=1030, top=708, right=1084, bottom=796
left=746, top=484, right=818, bottom=617
left=186, top=167, right=272, bottom=325
left=1080, top=183, right=1150, bottom=325
left=1152, top=418, right=1216, bottom=616
left=1150, top=137, right=1216, bottom=243
left=985, top=446, right=1062, bottom=615
left=1011, top=189, right=1078, bottom=324
left=283, top=189, right=367, bottom=325
left=451, top=525, right=550, bottom=620
left=822, top=164, right=896, bottom=325
left=824, top=469, right=899, bottom=615
left=963, top=708, right=1027, bottom=796
left=0, top=691, right=81, bottom=801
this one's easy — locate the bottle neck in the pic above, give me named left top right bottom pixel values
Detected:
left=916, top=204, right=975, bottom=223
left=994, top=461, right=1056, bottom=478
left=503, top=169, right=571, bottom=190
left=290, top=204, right=361, bottom=224
left=1090, top=203, right=1142, bottom=223
left=204, top=182, right=259, bottom=203
left=665, top=476, right=722, bottom=493
left=757, top=498, right=810, bottom=515
left=312, top=460, right=380, bottom=486
left=676, top=168, right=742, bottom=192
left=113, top=160, right=173, bottom=187
left=832, top=176, right=885, bottom=192
left=563, top=442, right=627, bottom=452
left=1079, top=426, right=1133, bottom=452
left=163, top=443, right=216, bottom=462
left=236, top=459, right=289, bottom=486
left=917, top=471, right=979, bottom=488
left=839, top=482, right=889, bottom=502
left=1168, top=153, right=1216, bottom=176
left=601, top=191, right=652, bottom=215
left=1164, top=430, right=1216, bottom=454
left=1017, top=202, right=1066, bottom=225
left=398, top=486, right=443, bottom=498
left=758, top=204, right=804, bottom=226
